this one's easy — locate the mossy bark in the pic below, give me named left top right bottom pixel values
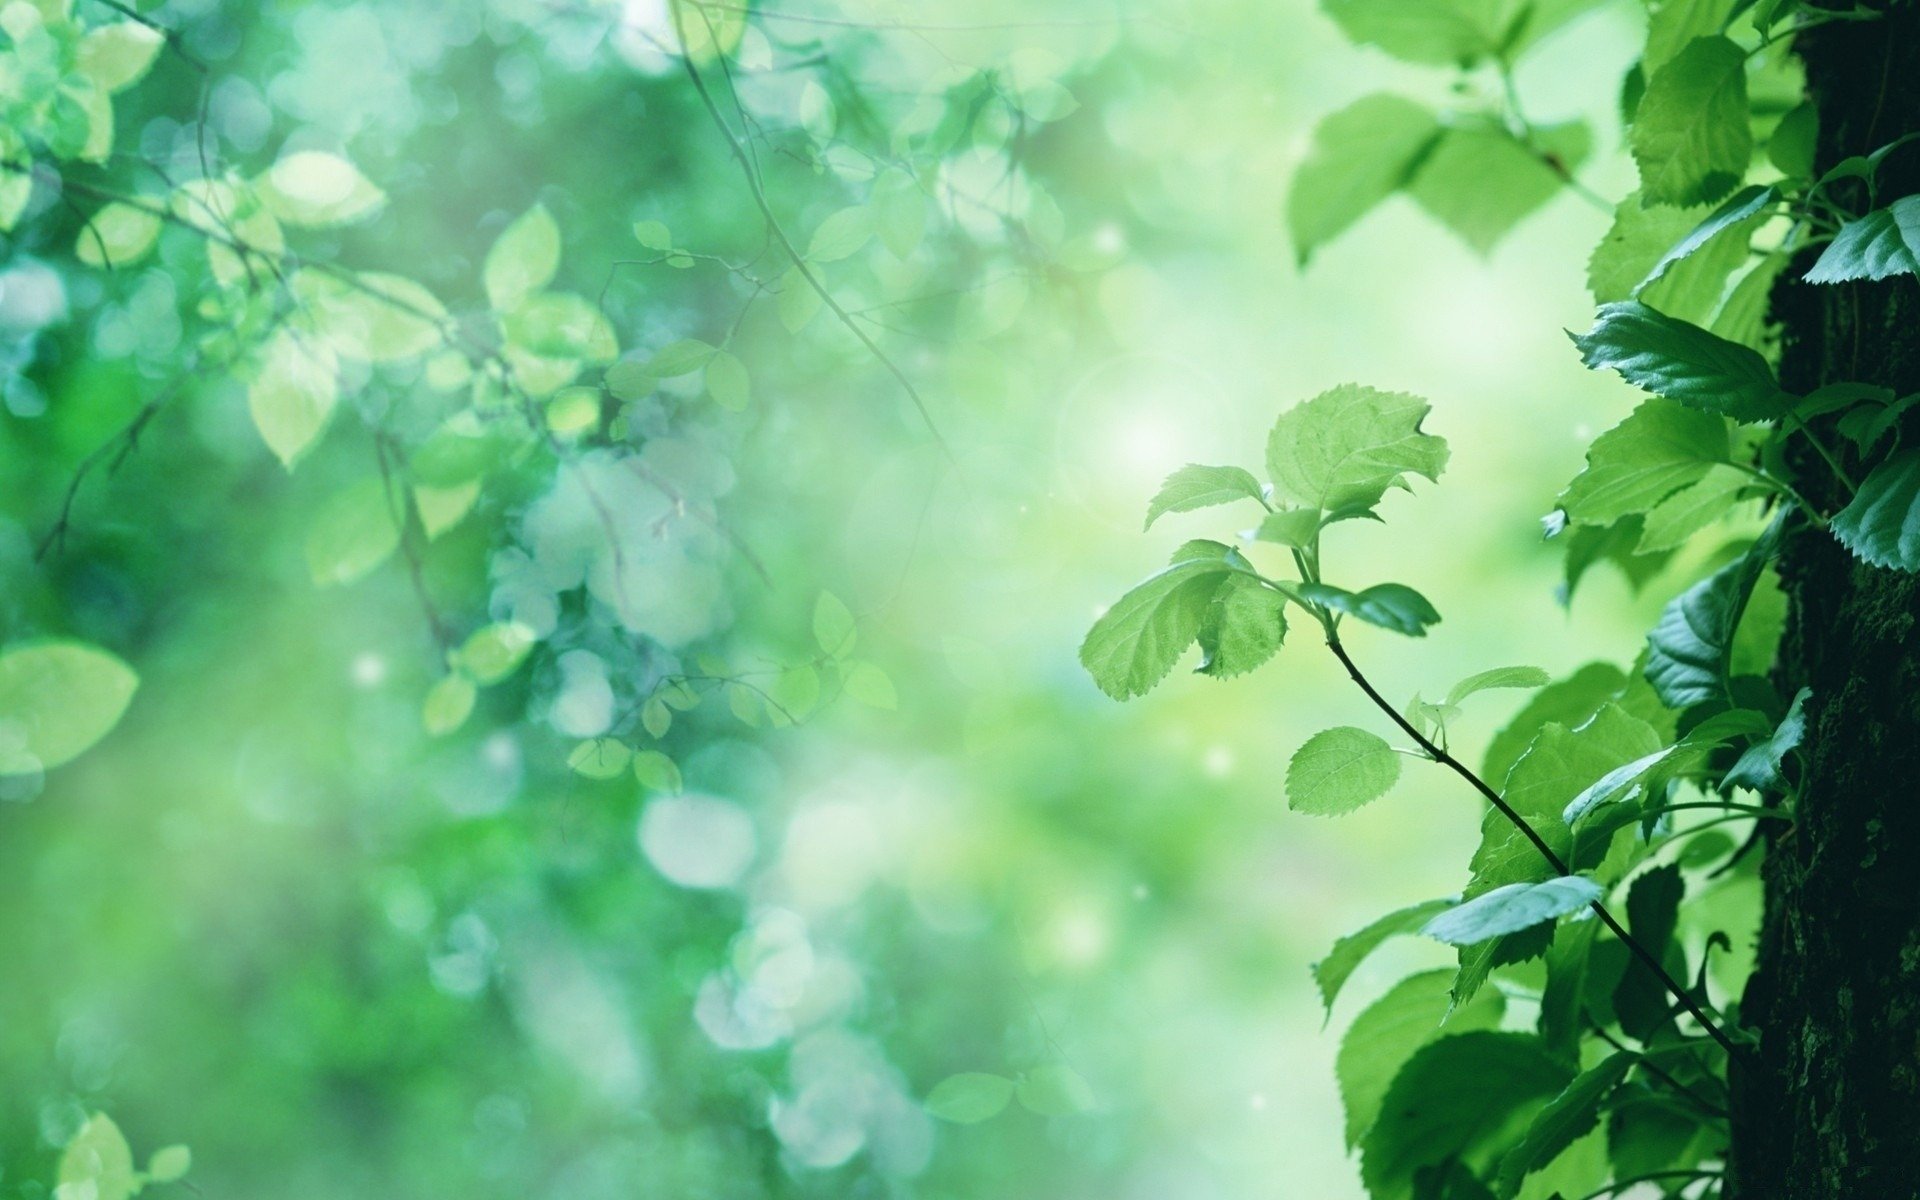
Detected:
left=1728, top=5, right=1920, bottom=1196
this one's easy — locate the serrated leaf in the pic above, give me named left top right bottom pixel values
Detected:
left=1338, top=970, right=1503, bottom=1151
left=305, top=480, right=400, bottom=587
left=1408, top=122, right=1592, bottom=255
left=925, top=1073, right=1014, bottom=1123
left=1646, top=518, right=1783, bottom=708
left=1572, top=301, right=1786, bottom=421
left=1251, top=507, right=1322, bottom=548
left=259, top=150, right=386, bottom=227
left=1195, top=575, right=1288, bottom=677
left=1632, top=184, right=1775, bottom=298
left=1558, top=400, right=1731, bottom=525
left=1288, top=726, right=1400, bottom=815
left=1288, top=94, right=1440, bottom=263
left=1629, top=36, right=1751, bottom=206
left=1423, top=876, right=1603, bottom=945
left=1300, top=581, right=1442, bottom=637
left=1080, top=553, right=1239, bottom=700
left=484, top=203, right=562, bottom=310
left=1446, top=666, right=1551, bottom=707
left=1644, top=0, right=1739, bottom=71
left=1483, top=663, right=1627, bottom=785
left=1805, top=196, right=1920, bottom=284
left=1361, top=1032, right=1572, bottom=1200
left=1831, top=448, right=1920, bottom=569
left=1724, top=686, right=1810, bottom=792
left=0, top=641, right=139, bottom=775
left=1144, top=464, right=1265, bottom=529
left=1268, top=384, right=1448, bottom=513
left=1634, top=462, right=1752, bottom=553
left=1492, top=1052, right=1633, bottom=1196
left=1312, top=898, right=1457, bottom=1014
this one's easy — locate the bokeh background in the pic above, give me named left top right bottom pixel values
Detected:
left=1, top=1, right=1679, bottom=1196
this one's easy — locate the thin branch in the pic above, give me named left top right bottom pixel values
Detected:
left=1324, top=636, right=1742, bottom=1058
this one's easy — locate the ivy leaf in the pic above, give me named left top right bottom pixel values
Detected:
left=1287, top=726, right=1400, bottom=816
left=259, top=150, right=387, bottom=227
left=1628, top=35, right=1751, bottom=207
left=924, top=1073, right=1014, bottom=1124
left=1195, top=575, right=1289, bottom=677
left=1361, top=1032, right=1572, bottom=1200
left=1268, top=384, right=1449, bottom=513
left=484, top=203, right=562, bottom=310
left=1408, top=122, right=1592, bottom=255
left=0, top=641, right=140, bottom=775
left=1632, top=184, right=1776, bottom=298
left=1080, top=552, right=1239, bottom=700
left=1804, top=196, right=1920, bottom=284
left=1831, top=448, right=1920, bottom=571
left=1300, top=581, right=1443, bottom=636
left=1446, top=666, right=1551, bottom=707
left=1287, top=94, right=1440, bottom=263
left=1571, top=301, right=1787, bottom=421
left=1338, top=970, right=1502, bottom=1151
left=1646, top=518, right=1784, bottom=708
left=1144, top=464, right=1266, bottom=529
left=1724, top=686, right=1810, bottom=792
left=1422, top=876, right=1603, bottom=946
left=305, top=481, right=400, bottom=587
left=1492, top=1052, right=1634, bottom=1197
left=1312, top=898, right=1457, bottom=1014
left=1558, top=400, right=1731, bottom=526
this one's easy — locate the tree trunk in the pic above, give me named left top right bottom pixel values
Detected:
left=1729, top=6, right=1920, bottom=1196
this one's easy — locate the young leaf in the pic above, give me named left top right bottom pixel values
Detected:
left=1634, top=463, right=1753, bottom=553
left=566, top=738, right=632, bottom=779
left=1558, top=400, right=1731, bottom=526
left=1300, top=581, right=1442, bottom=637
left=0, top=641, right=139, bottom=774
left=1287, top=94, right=1440, bottom=263
left=76, top=22, right=164, bottom=93
left=1446, top=666, right=1551, bottom=707
left=1492, top=1052, right=1634, bottom=1197
left=1646, top=519, right=1784, bottom=708
left=1287, top=726, right=1400, bottom=816
left=422, top=673, right=476, bottom=737
left=1422, top=876, right=1604, bottom=946
left=632, top=749, right=682, bottom=793
left=1267, top=384, right=1449, bottom=513
left=58, top=1114, right=138, bottom=1200
left=484, top=203, right=562, bottom=310
left=1483, top=663, right=1627, bottom=785
left=1632, top=184, right=1776, bottom=298
left=1251, top=507, right=1322, bottom=548
left=1195, top=575, right=1288, bottom=677
left=1590, top=191, right=1763, bottom=325
left=305, top=481, right=400, bottom=587
left=1571, top=301, right=1787, bottom=421
left=259, top=150, right=387, bottom=227
left=1318, top=0, right=1506, bottom=65
left=1628, top=36, right=1751, bottom=207
left=1361, top=1032, right=1572, bottom=1200
left=75, top=201, right=161, bottom=268
left=813, top=591, right=857, bottom=657
left=456, top=622, right=537, bottom=685
left=1080, top=554, right=1238, bottom=700
left=1144, top=464, right=1265, bottom=529
left=1016, top=1064, right=1095, bottom=1116
left=1804, top=196, right=1920, bottom=284
left=925, top=1073, right=1014, bottom=1124
left=1831, top=449, right=1920, bottom=571
left=1408, top=122, right=1592, bottom=255
left=1338, top=970, right=1503, bottom=1151
left=248, top=329, right=340, bottom=470
left=147, top=1144, right=193, bottom=1184
left=1312, top=898, right=1457, bottom=1014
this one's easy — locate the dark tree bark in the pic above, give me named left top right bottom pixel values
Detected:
left=1729, top=5, right=1920, bottom=1196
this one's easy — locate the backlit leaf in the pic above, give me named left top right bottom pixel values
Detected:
left=484, top=203, right=562, bottom=310
left=925, top=1073, right=1013, bottom=1123
left=1629, top=36, right=1750, bottom=206
left=1144, top=464, right=1265, bottom=529
left=0, top=641, right=139, bottom=774
left=1267, top=385, right=1449, bottom=513
left=305, top=481, right=400, bottom=587
left=259, top=150, right=387, bottom=227
left=1287, top=726, right=1400, bottom=816
left=1287, top=94, right=1439, bottom=263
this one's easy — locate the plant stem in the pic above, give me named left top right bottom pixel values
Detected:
left=1324, top=636, right=1742, bottom=1058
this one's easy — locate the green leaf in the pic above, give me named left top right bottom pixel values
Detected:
left=1268, top=384, right=1449, bottom=512
left=1644, top=0, right=1739, bottom=72
left=1558, top=400, right=1731, bottom=525
left=1629, top=36, right=1751, bottom=206
left=566, top=738, right=632, bottom=779
left=813, top=591, right=857, bottom=656
left=1251, top=507, right=1323, bottom=548
left=1319, top=0, right=1508, bottom=66
left=1483, top=663, right=1627, bottom=785
left=1195, top=575, right=1288, bottom=677
left=925, top=1073, right=1014, bottom=1124
left=807, top=204, right=875, bottom=262
left=248, top=328, right=340, bottom=470
left=1287, top=726, right=1400, bottom=816
left=1301, top=582, right=1442, bottom=637
left=305, top=481, right=400, bottom=587
left=1612, top=863, right=1686, bottom=1039
left=259, top=150, right=387, bottom=227
left=292, top=270, right=447, bottom=363
left=146, top=1144, right=192, bottom=1184
left=1312, top=898, right=1457, bottom=1014
left=421, top=673, right=476, bottom=736
left=1831, top=448, right=1920, bottom=569
left=456, top=622, right=537, bottom=686
left=1724, top=686, right=1810, bottom=792
left=74, top=201, right=161, bottom=268
left=632, top=749, right=682, bottom=793
left=1804, top=196, right=1920, bottom=284
left=1408, top=122, right=1592, bottom=255
left=1768, top=101, right=1818, bottom=177
left=1446, top=666, right=1551, bottom=707
left=1338, top=970, right=1503, bottom=1151
left=1492, top=1052, right=1634, bottom=1197
left=58, top=1114, right=138, bottom=1200
left=484, top=203, right=562, bottom=310
left=1635, top=463, right=1753, bottom=552
left=1588, top=191, right=1760, bottom=326
left=843, top=661, right=898, bottom=709
left=1287, top=94, right=1440, bottom=263
left=0, top=641, right=139, bottom=775
left=641, top=695, right=673, bottom=738
left=1080, top=553, right=1239, bottom=700
left=1646, top=519, right=1783, bottom=708
left=1422, top=876, right=1603, bottom=946
left=1572, top=301, right=1786, bottom=421
left=1361, top=1032, right=1572, bottom=1200
left=1632, top=184, right=1775, bottom=298
left=501, top=292, right=617, bottom=363
left=1144, top=464, right=1265, bottom=529
left=75, top=21, right=163, bottom=93
left=1016, top=1064, right=1095, bottom=1116
left=704, top=349, right=751, bottom=411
